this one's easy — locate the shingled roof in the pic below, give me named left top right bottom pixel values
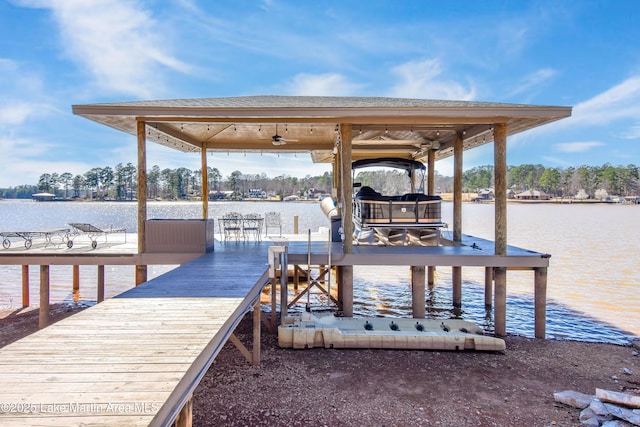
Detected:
left=72, top=95, right=571, bottom=163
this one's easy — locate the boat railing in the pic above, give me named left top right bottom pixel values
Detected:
left=353, top=193, right=443, bottom=227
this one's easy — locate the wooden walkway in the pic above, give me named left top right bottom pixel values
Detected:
left=0, top=243, right=270, bottom=426
left=0, top=234, right=550, bottom=425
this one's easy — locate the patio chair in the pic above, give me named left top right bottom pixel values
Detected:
left=220, top=212, right=243, bottom=242
left=242, top=213, right=263, bottom=242
left=264, top=211, right=282, bottom=237
left=67, top=223, right=127, bottom=249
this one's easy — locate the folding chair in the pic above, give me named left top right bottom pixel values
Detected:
left=264, top=211, right=282, bottom=237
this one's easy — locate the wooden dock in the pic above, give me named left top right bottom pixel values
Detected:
left=0, top=243, right=269, bottom=426
left=0, top=234, right=550, bottom=425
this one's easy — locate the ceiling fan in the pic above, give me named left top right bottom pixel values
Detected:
left=270, top=124, right=298, bottom=146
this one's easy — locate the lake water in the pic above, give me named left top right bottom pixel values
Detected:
left=0, top=199, right=638, bottom=344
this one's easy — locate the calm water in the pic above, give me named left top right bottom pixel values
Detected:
left=0, top=199, right=638, bottom=344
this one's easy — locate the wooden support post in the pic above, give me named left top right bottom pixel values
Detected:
left=252, top=301, right=261, bottom=365
left=426, top=150, right=436, bottom=290
left=453, top=131, right=463, bottom=243
left=494, top=267, right=507, bottom=337
left=73, top=265, right=80, bottom=292
left=484, top=267, right=493, bottom=307
left=294, top=215, right=299, bottom=234
left=534, top=267, right=547, bottom=339
left=136, top=119, right=148, bottom=285
left=270, top=277, right=277, bottom=332
left=340, top=123, right=353, bottom=252
left=201, top=142, right=208, bottom=220
left=293, top=265, right=299, bottom=291
left=279, top=249, right=288, bottom=324
left=174, top=395, right=192, bottom=427
left=21, top=265, right=29, bottom=308
left=336, top=265, right=343, bottom=303
left=452, top=266, right=462, bottom=307
left=339, top=266, right=353, bottom=316
left=338, top=123, right=354, bottom=317
left=494, top=123, right=508, bottom=256
left=411, top=266, right=425, bottom=318
left=39, top=265, right=50, bottom=329
left=97, top=265, right=105, bottom=303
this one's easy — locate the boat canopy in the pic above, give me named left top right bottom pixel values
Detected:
left=352, top=157, right=425, bottom=171
left=352, top=157, right=426, bottom=180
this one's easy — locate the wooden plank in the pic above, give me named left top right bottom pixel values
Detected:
left=0, top=245, right=271, bottom=426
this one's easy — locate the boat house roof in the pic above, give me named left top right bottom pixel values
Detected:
left=72, top=96, right=571, bottom=163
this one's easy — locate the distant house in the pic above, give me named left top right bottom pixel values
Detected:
left=515, top=190, right=551, bottom=200
left=471, top=188, right=494, bottom=202
left=32, top=192, right=56, bottom=201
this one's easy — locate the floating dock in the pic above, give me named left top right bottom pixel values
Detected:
left=279, top=313, right=506, bottom=352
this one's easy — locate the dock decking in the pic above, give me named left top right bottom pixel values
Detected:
left=0, top=234, right=550, bottom=425
left=0, top=243, right=269, bottom=426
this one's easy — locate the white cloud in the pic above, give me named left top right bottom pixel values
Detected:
left=0, top=103, right=39, bottom=127
left=387, top=58, right=476, bottom=100
left=285, top=73, right=364, bottom=96
left=618, top=123, right=640, bottom=140
left=24, top=0, right=191, bottom=98
left=553, top=141, right=604, bottom=153
left=506, top=68, right=558, bottom=100
left=572, top=76, right=640, bottom=125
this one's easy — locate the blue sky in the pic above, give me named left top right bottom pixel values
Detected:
left=1, top=0, right=639, bottom=187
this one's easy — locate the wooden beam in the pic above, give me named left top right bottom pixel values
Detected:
left=229, top=334, right=253, bottom=364
left=136, top=120, right=148, bottom=285
left=174, top=395, right=192, bottom=427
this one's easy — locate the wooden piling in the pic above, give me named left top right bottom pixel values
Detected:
left=39, top=265, right=49, bottom=329
left=484, top=267, right=493, bottom=307
left=494, top=267, right=507, bottom=337
left=21, top=265, right=29, bottom=308
left=97, top=265, right=105, bottom=303
left=73, top=264, right=80, bottom=292
left=452, top=266, right=462, bottom=307
left=411, top=266, right=426, bottom=318
left=534, top=267, right=547, bottom=339
left=427, top=266, right=435, bottom=287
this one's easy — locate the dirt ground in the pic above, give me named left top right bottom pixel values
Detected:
left=1, top=306, right=639, bottom=426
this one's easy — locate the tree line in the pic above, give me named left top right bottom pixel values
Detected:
left=1, top=162, right=637, bottom=200
left=462, top=163, right=639, bottom=199
left=0, top=163, right=334, bottom=200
